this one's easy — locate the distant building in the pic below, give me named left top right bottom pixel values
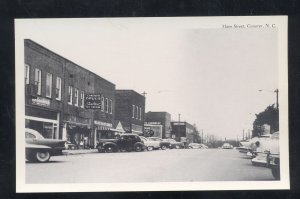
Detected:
left=24, top=39, right=116, bottom=148
left=115, top=90, right=145, bottom=135
left=144, top=111, right=171, bottom=138
left=171, top=121, right=195, bottom=143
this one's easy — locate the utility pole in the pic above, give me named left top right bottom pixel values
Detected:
left=202, top=129, right=203, bottom=144
left=274, top=89, right=279, bottom=110
left=243, top=129, right=245, bottom=141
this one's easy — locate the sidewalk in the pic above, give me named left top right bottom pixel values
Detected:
left=62, top=149, right=98, bottom=155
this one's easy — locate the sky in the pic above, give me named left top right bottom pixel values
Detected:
left=18, top=18, right=279, bottom=140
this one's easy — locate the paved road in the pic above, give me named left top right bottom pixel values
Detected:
left=26, top=149, right=274, bottom=183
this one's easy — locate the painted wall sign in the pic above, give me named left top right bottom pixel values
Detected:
left=32, top=97, right=50, bottom=107
left=85, top=94, right=101, bottom=109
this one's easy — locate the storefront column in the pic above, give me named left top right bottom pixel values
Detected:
left=62, top=123, right=67, bottom=140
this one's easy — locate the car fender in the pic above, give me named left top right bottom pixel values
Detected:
left=26, top=143, right=51, bottom=149
left=103, top=142, right=118, bottom=149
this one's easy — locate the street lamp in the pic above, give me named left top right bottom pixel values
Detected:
left=258, top=89, right=279, bottom=110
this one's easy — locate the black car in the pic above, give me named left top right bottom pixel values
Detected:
left=96, top=134, right=145, bottom=153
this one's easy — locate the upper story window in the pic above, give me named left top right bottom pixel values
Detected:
left=101, top=96, right=104, bottom=111
left=132, top=105, right=135, bottom=118
left=108, top=99, right=112, bottom=114
left=68, top=86, right=73, bottom=105
left=139, top=107, right=142, bottom=120
left=74, top=88, right=79, bottom=106
left=105, top=98, right=108, bottom=113
left=55, top=77, right=61, bottom=100
left=34, top=68, right=42, bottom=95
left=135, top=106, right=139, bottom=119
left=25, top=64, right=30, bottom=84
left=46, top=73, right=52, bottom=98
left=80, top=91, right=84, bottom=108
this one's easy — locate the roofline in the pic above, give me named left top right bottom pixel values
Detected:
left=24, top=39, right=116, bottom=87
left=115, top=89, right=145, bottom=98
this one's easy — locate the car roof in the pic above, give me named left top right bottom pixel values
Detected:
left=25, top=128, right=44, bottom=139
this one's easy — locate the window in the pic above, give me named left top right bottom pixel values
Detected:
left=105, top=98, right=108, bottom=113
left=109, top=99, right=113, bottom=114
left=25, top=64, right=30, bottom=84
left=136, top=106, right=139, bottom=119
left=46, top=73, right=52, bottom=98
left=74, top=88, right=79, bottom=106
left=132, top=105, right=135, bottom=118
left=80, top=91, right=84, bottom=108
left=34, top=68, right=42, bottom=95
left=55, top=77, right=61, bottom=100
left=139, top=107, right=142, bottom=120
left=68, top=86, right=73, bottom=105
left=101, top=96, right=104, bottom=111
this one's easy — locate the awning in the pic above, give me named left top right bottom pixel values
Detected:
left=66, top=121, right=91, bottom=129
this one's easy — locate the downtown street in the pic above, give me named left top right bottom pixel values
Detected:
left=26, top=148, right=275, bottom=184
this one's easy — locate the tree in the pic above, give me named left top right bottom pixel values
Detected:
left=252, top=105, right=279, bottom=137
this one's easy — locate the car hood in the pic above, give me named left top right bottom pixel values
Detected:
left=26, top=138, right=66, bottom=148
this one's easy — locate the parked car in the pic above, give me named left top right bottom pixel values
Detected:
left=147, top=137, right=170, bottom=150
left=96, top=134, right=145, bottom=153
left=188, top=143, right=202, bottom=149
left=251, top=132, right=280, bottom=180
left=163, top=138, right=184, bottom=149
left=140, top=136, right=159, bottom=151
left=200, top=144, right=208, bottom=149
left=222, top=143, right=233, bottom=149
left=65, top=141, right=78, bottom=150
left=25, top=128, right=66, bottom=163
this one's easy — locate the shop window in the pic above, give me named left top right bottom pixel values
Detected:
left=132, top=105, right=135, bottom=118
left=68, top=86, right=73, bottom=105
left=80, top=91, right=84, bottom=108
left=46, top=73, right=52, bottom=98
left=74, top=88, right=79, bottom=106
left=101, top=96, right=104, bottom=111
left=34, top=68, right=42, bottom=95
left=105, top=98, right=108, bottom=113
left=25, top=64, right=30, bottom=84
left=55, top=77, right=61, bottom=100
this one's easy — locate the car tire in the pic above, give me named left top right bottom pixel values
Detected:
left=147, top=146, right=153, bottom=151
left=271, top=167, right=280, bottom=180
left=104, top=145, right=115, bottom=153
left=135, top=144, right=143, bottom=152
left=35, top=150, right=51, bottom=163
left=161, top=145, right=167, bottom=150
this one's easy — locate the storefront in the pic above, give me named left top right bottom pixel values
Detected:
left=25, top=105, right=60, bottom=139
left=93, top=120, right=113, bottom=147
left=64, top=115, right=92, bottom=149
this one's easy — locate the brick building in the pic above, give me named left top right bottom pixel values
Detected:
left=144, top=111, right=171, bottom=138
left=171, top=121, right=196, bottom=143
left=24, top=39, right=115, bottom=148
left=115, top=90, right=145, bottom=135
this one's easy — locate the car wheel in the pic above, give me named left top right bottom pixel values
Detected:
left=147, top=146, right=153, bottom=151
left=105, top=146, right=115, bottom=153
left=35, top=151, right=51, bottom=163
left=161, top=145, right=167, bottom=150
left=135, top=145, right=143, bottom=152
left=271, top=168, right=280, bottom=180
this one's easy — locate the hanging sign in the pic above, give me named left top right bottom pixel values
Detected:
left=85, top=94, right=101, bottom=109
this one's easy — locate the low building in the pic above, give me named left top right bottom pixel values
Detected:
left=115, top=90, right=145, bottom=135
left=144, top=111, right=171, bottom=138
left=171, top=121, right=195, bottom=143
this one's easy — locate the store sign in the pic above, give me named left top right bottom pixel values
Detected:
left=94, top=120, right=112, bottom=128
left=173, top=122, right=185, bottom=125
left=85, top=94, right=101, bottom=109
left=32, top=97, right=50, bottom=107
left=145, top=122, right=162, bottom=125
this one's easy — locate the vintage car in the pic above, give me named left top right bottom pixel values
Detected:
left=96, top=134, right=145, bottom=153
left=25, top=128, right=66, bottom=163
left=251, top=132, right=280, bottom=180
left=163, top=138, right=184, bottom=149
left=222, top=143, right=233, bottom=149
left=188, top=143, right=202, bottom=149
left=147, top=137, right=170, bottom=150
